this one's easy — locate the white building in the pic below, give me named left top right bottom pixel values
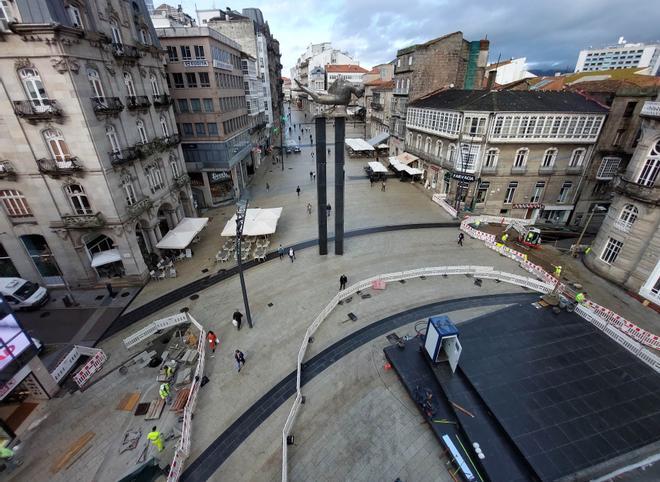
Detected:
left=485, top=58, right=536, bottom=86
left=326, top=64, right=369, bottom=85
left=292, top=42, right=358, bottom=90
left=575, top=38, right=660, bottom=75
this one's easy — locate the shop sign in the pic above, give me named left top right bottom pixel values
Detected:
left=183, top=60, right=209, bottom=68
left=209, top=171, right=231, bottom=184
left=451, top=172, right=476, bottom=182
left=430, top=165, right=439, bottom=171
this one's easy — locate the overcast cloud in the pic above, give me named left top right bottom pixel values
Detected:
left=180, top=0, right=660, bottom=75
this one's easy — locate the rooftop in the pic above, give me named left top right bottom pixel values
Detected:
left=409, top=89, right=609, bottom=113
left=325, top=64, right=369, bottom=73
left=365, top=79, right=394, bottom=89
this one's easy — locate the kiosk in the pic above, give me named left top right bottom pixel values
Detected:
left=424, top=315, right=462, bottom=373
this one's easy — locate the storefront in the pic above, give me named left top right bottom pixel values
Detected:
left=538, top=205, right=574, bottom=224
left=208, top=170, right=235, bottom=204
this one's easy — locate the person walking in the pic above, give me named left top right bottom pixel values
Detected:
left=278, top=244, right=284, bottom=260
left=370, top=177, right=374, bottom=188
left=147, top=426, right=165, bottom=452
left=457, top=232, right=465, bottom=247
left=232, top=309, right=243, bottom=331
left=339, top=274, right=348, bottom=290
left=296, top=185, right=301, bottom=197
left=234, top=349, right=246, bottom=372
left=328, top=147, right=331, bottom=155
left=311, top=151, right=315, bottom=159
left=381, top=180, right=386, bottom=191
left=266, top=182, right=270, bottom=192
left=288, top=247, right=296, bottom=262
left=307, top=202, right=312, bottom=215
left=159, top=382, right=171, bottom=404
left=309, top=171, right=313, bottom=180
left=207, top=331, right=218, bottom=356
left=326, top=203, right=331, bottom=217
left=313, top=172, right=316, bottom=181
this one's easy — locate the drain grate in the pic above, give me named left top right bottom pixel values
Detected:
left=361, top=293, right=371, bottom=299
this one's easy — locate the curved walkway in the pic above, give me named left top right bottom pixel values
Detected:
left=100, top=222, right=459, bottom=340
left=180, top=291, right=536, bottom=482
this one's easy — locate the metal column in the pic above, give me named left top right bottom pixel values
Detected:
left=315, top=116, right=328, bottom=255
left=334, top=117, right=345, bottom=255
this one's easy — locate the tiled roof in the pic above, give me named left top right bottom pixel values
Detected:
left=409, top=89, right=608, bottom=113
left=364, top=79, right=394, bottom=88
left=325, top=64, right=369, bottom=73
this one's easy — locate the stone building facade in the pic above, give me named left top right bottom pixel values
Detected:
left=405, top=90, right=607, bottom=224
left=364, top=80, right=394, bottom=139
left=585, top=99, right=660, bottom=303
left=0, top=0, right=193, bottom=288
left=389, top=32, right=489, bottom=156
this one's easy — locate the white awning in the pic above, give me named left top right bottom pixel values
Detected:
left=388, top=157, right=405, bottom=171
left=156, top=217, right=209, bottom=249
left=221, top=208, right=283, bottom=237
left=368, top=161, right=388, bottom=173
left=91, top=248, right=121, bottom=268
left=395, top=152, right=419, bottom=165
left=404, top=166, right=424, bottom=175
left=367, top=132, right=389, bottom=146
left=345, top=138, right=375, bottom=151
left=376, top=143, right=390, bottom=149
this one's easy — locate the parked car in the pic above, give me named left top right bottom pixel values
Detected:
left=285, top=146, right=293, bottom=154
left=293, top=145, right=301, bottom=153
left=0, top=277, right=49, bottom=310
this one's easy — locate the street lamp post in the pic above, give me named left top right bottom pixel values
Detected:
left=571, top=205, right=607, bottom=257
left=235, top=200, right=253, bottom=328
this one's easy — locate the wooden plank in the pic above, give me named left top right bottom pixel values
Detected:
left=170, top=387, right=190, bottom=412
left=116, top=392, right=141, bottom=411
left=51, top=431, right=95, bottom=473
left=144, top=399, right=165, bottom=420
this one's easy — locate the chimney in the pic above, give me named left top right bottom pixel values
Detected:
left=486, top=70, right=497, bottom=90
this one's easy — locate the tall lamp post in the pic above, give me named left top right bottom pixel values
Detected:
left=571, top=205, right=607, bottom=257
left=235, top=200, right=253, bottom=328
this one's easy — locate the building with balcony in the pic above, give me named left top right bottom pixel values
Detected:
left=155, top=25, right=251, bottom=207
left=365, top=80, right=394, bottom=139
left=389, top=32, right=490, bottom=156
left=585, top=99, right=660, bottom=304
left=242, top=54, right=268, bottom=171
left=0, top=0, right=193, bottom=288
left=405, top=90, right=607, bottom=224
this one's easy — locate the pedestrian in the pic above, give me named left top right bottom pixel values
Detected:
left=266, top=182, right=270, bottom=192
left=328, top=147, right=331, bottom=155
left=106, top=282, right=115, bottom=298
left=207, top=331, right=218, bottom=356
left=310, top=135, right=313, bottom=144
left=278, top=244, right=284, bottom=260
left=288, top=247, right=296, bottom=262
left=339, top=274, right=348, bottom=290
left=307, top=202, right=312, bottom=215
left=147, top=426, right=165, bottom=452
left=457, top=232, right=464, bottom=247
left=296, top=185, right=301, bottom=197
left=159, top=382, right=171, bottom=404
left=311, top=151, right=314, bottom=159
left=370, top=177, right=374, bottom=187
left=298, top=135, right=301, bottom=142
left=0, top=444, right=22, bottom=470
left=381, top=180, right=386, bottom=191
left=232, top=309, right=243, bottom=331
left=326, top=203, right=331, bottom=217
left=234, top=349, right=246, bottom=372
left=313, top=172, right=316, bottom=181
left=309, top=171, right=313, bottom=180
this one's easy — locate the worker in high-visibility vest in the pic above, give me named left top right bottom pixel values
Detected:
left=501, top=232, right=509, bottom=243
left=164, top=363, right=174, bottom=379
left=147, top=426, right=164, bottom=452
left=553, top=265, right=562, bottom=278
left=159, top=382, right=171, bottom=403
left=0, top=444, right=22, bottom=469
left=575, top=292, right=586, bottom=304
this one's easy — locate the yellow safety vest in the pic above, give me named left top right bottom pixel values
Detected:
left=147, top=431, right=161, bottom=442
left=159, top=384, right=170, bottom=398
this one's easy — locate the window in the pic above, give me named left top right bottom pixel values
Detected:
left=0, top=1, right=11, bottom=22
left=18, top=68, right=49, bottom=106
left=504, top=182, right=518, bottom=204
left=613, top=129, right=625, bottom=146
left=136, top=120, right=148, bottom=144
left=195, top=123, right=206, bottom=136
left=475, top=181, right=489, bottom=203
left=182, top=123, right=193, bottom=136
left=110, top=19, right=122, bottom=44
left=88, top=68, right=105, bottom=98
left=397, top=58, right=401, bottom=68
left=569, top=148, right=585, bottom=167
left=160, top=117, right=169, bottom=137
left=67, top=5, right=83, bottom=28
left=618, top=204, right=638, bottom=229
left=202, top=98, right=214, bottom=112
left=542, top=148, right=557, bottom=167
left=194, top=45, right=205, bottom=59
left=167, top=46, right=178, bottom=61
left=145, top=165, right=164, bottom=193
left=150, top=74, right=160, bottom=96
left=170, top=157, right=180, bottom=178
left=180, top=45, right=192, bottom=60
left=0, top=243, right=19, bottom=278
left=458, top=143, right=480, bottom=172
left=177, top=99, right=189, bottom=113
left=447, top=144, right=456, bottom=163
left=172, top=73, right=184, bottom=88
left=530, top=181, right=545, bottom=203
left=43, top=128, right=71, bottom=163
left=597, top=157, right=621, bottom=180
left=199, top=72, right=210, bottom=88
left=140, top=29, right=150, bottom=46
left=514, top=148, right=528, bottom=167
left=190, top=98, right=201, bottom=112
left=123, top=72, right=136, bottom=97
left=637, top=140, right=660, bottom=187
left=122, top=178, right=137, bottom=205
left=64, top=184, right=92, bottom=215
left=415, top=134, right=421, bottom=149
left=207, top=123, right=218, bottom=136
left=601, top=237, right=623, bottom=264
left=434, top=140, right=442, bottom=157
left=408, top=56, right=413, bottom=66
left=106, top=125, right=121, bottom=153
left=484, top=148, right=499, bottom=167
left=186, top=72, right=197, bottom=88
left=424, top=137, right=431, bottom=153
left=623, top=101, right=637, bottom=117
left=557, top=181, right=572, bottom=203
left=0, top=190, right=32, bottom=217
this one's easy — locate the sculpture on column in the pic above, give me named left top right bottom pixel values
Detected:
left=294, top=79, right=364, bottom=115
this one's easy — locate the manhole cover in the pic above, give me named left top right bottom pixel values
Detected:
left=180, top=307, right=190, bottom=313
left=121, top=292, right=129, bottom=297
left=190, top=294, right=199, bottom=300
left=40, top=311, right=50, bottom=318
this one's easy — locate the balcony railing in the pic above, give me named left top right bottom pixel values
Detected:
left=511, top=165, right=527, bottom=175
left=613, top=218, right=633, bottom=233
left=111, top=42, right=141, bottom=59
left=126, top=96, right=151, bottom=110
left=12, top=100, right=62, bottom=120
left=127, top=197, right=153, bottom=218
left=163, top=134, right=181, bottom=147
left=152, top=94, right=173, bottom=108
left=110, top=147, right=141, bottom=166
left=640, top=101, right=660, bottom=119
left=61, top=212, right=105, bottom=229
left=613, top=176, right=660, bottom=205
left=91, top=97, right=124, bottom=115
left=0, top=160, right=17, bottom=180
left=37, top=157, right=83, bottom=176
left=393, top=88, right=409, bottom=95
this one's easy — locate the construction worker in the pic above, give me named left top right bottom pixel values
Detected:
left=501, top=232, right=509, bottom=243
left=159, top=382, right=171, bottom=404
left=163, top=362, right=175, bottom=379
left=584, top=246, right=592, bottom=255
left=0, top=444, right=22, bottom=470
left=575, top=292, right=587, bottom=304
left=147, top=426, right=164, bottom=452
left=553, top=265, right=562, bottom=278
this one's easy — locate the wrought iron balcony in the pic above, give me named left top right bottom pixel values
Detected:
left=613, top=176, right=660, bottom=205
left=12, top=100, right=62, bottom=120
left=173, top=173, right=190, bottom=189
left=111, top=42, right=141, bottom=59
left=37, top=157, right=83, bottom=176
left=91, top=97, right=123, bottom=115
left=152, top=94, right=173, bottom=108
left=613, top=218, right=633, bottom=234
left=0, top=160, right=17, bottom=180
left=126, top=96, right=151, bottom=110
left=163, top=134, right=181, bottom=147
left=61, top=212, right=105, bottom=229
left=109, top=147, right=141, bottom=166
left=127, top=197, right=153, bottom=218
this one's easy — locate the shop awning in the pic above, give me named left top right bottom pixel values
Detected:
left=368, top=161, right=388, bottom=173
left=221, top=208, right=283, bottom=237
left=405, top=166, right=424, bottom=175
left=156, top=217, right=209, bottom=250
left=540, top=205, right=574, bottom=211
left=388, top=157, right=405, bottom=171
left=91, top=248, right=121, bottom=268
left=345, top=138, right=375, bottom=151
left=367, top=132, right=389, bottom=146
left=395, top=152, right=419, bottom=165
left=376, top=143, right=389, bottom=149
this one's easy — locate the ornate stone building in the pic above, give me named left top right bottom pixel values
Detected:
left=0, top=0, right=193, bottom=287
left=585, top=98, right=660, bottom=304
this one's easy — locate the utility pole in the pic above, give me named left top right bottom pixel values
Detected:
left=235, top=200, right=253, bottom=328
left=571, top=205, right=606, bottom=257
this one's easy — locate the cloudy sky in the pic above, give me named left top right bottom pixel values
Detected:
left=179, top=0, right=660, bottom=75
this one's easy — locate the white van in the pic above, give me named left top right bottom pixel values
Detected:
left=0, top=278, right=49, bottom=310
